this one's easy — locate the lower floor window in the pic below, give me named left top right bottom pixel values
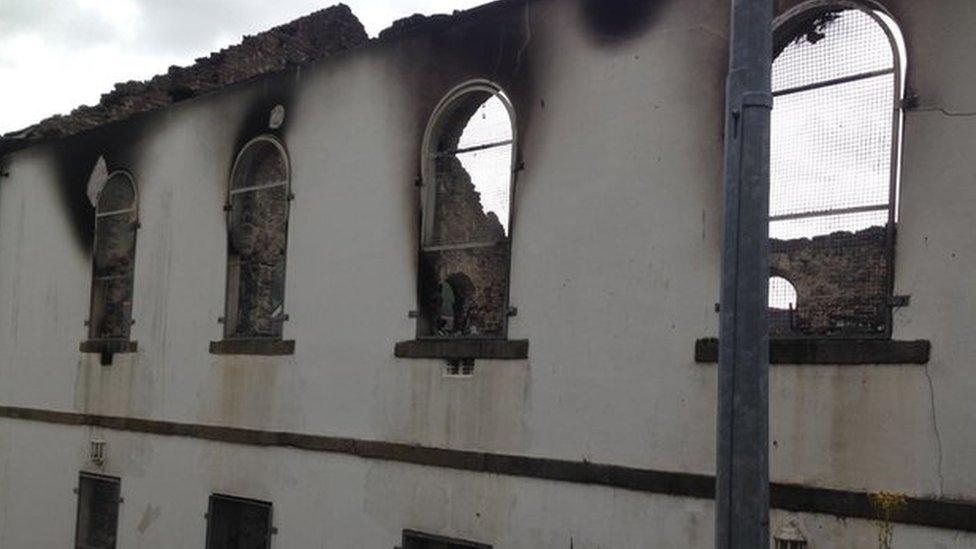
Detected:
left=206, top=494, right=273, bottom=549
left=75, top=473, right=121, bottom=549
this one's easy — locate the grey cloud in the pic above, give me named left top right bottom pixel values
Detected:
left=1, top=0, right=332, bottom=60
left=2, top=0, right=484, bottom=63
left=0, top=0, right=128, bottom=48
left=129, top=0, right=330, bottom=56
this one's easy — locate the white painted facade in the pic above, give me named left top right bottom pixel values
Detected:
left=0, top=0, right=974, bottom=546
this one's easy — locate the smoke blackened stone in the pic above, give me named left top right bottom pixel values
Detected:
left=378, top=13, right=454, bottom=40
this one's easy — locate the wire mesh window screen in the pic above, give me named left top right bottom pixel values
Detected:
left=89, top=174, right=137, bottom=341
left=419, top=85, right=515, bottom=339
left=224, top=137, right=290, bottom=340
left=770, top=6, right=902, bottom=338
left=771, top=75, right=894, bottom=219
left=773, top=8, right=893, bottom=92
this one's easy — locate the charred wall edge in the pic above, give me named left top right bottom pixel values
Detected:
left=0, top=405, right=972, bottom=533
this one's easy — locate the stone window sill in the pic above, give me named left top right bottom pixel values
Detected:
left=209, top=339, right=295, bottom=356
left=694, top=338, right=930, bottom=365
left=80, top=340, right=138, bottom=354
left=394, top=338, right=529, bottom=360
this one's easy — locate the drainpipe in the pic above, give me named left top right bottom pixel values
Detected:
left=716, top=0, right=773, bottom=547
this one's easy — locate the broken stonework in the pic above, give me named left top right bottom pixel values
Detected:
left=421, top=156, right=510, bottom=338
left=769, top=225, right=890, bottom=337
left=3, top=5, right=368, bottom=145
left=378, top=13, right=455, bottom=40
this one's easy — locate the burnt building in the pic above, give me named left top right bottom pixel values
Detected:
left=0, top=0, right=974, bottom=547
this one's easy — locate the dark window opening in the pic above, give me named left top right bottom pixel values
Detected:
left=224, top=137, right=290, bottom=340
left=75, top=473, right=120, bottom=549
left=206, top=494, right=273, bottom=549
left=402, top=530, right=491, bottom=549
left=419, top=84, right=515, bottom=339
left=771, top=5, right=905, bottom=338
left=436, top=272, right=475, bottom=335
left=88, top=173, right=137, bottom=342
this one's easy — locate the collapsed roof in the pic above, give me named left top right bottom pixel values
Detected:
left=2, top=4, right=369, bottom=145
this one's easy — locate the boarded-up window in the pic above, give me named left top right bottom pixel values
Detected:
left=206, top=494, right=273, bottom=549
left=89, top=173, right=137, bottom=341
left=771, top=5, right=904, bottom=337
left=402, top=530, right=491, bottom=549
left=419, top=83, right=516, bottom=338
left=224, top=137, right=290, bottom=339
left=75, top=473, right=121, bottom=549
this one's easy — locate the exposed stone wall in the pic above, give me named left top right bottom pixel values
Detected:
left=430, top=156, right=507, bottom=246
left=3, top=5, right=368, bottom=144
left=227, top=145, right=289, bottom=338
left=91, top=175, right=137, bottom=340
left=421, top=155, right=509, bottom=338
left=770, top=225, right=891, bottom=337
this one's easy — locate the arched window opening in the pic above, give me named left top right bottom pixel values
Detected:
left=437, top=273, right=476, bottom=335
left=224, top=136, right=290, bottom=340
left=771, top=3, right=904, bottom=337
left=419, top=83, right=516, bottom=338
left=768, top=276, right=798, bottom=311
left=89, top=172, right=138, bottom=341
left=769, top=276, right=799, bottom=336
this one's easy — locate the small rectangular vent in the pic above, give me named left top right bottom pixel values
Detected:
left=445, top=358, right=474, bottom=377
left=774, top=519, right=808, bottom=549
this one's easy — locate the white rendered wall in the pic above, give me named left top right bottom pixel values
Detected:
left=1, top=418, right=974, bottom=548
left=0, top=0, right=974, bottom=545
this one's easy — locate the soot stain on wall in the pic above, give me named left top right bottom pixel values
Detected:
left=230, top=73, right=297, bottom=157
left=405, top=5, right=536, bottom=133
left=51, top=119, right=149, bottom=252
left=579, top=0, right=664, bottom=46
left=381, top=1, right=539, bottom=323
left=387, top=0, right=539, bottom=198
left=47, top=68, right=294, bottom=255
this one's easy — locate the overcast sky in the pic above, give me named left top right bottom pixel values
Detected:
left=0, top=0, right=487, bottom=133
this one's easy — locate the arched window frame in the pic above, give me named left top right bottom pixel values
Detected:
left=417, top=80, right=519, bottom=340
left=87, top=170, right=139, bottom=344
left=221, top=134, right=292, bottom=342
left=771, top=1, right=906, bottom=339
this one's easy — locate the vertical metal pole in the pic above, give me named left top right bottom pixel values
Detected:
left=716, top=0, right=772, bottom=547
